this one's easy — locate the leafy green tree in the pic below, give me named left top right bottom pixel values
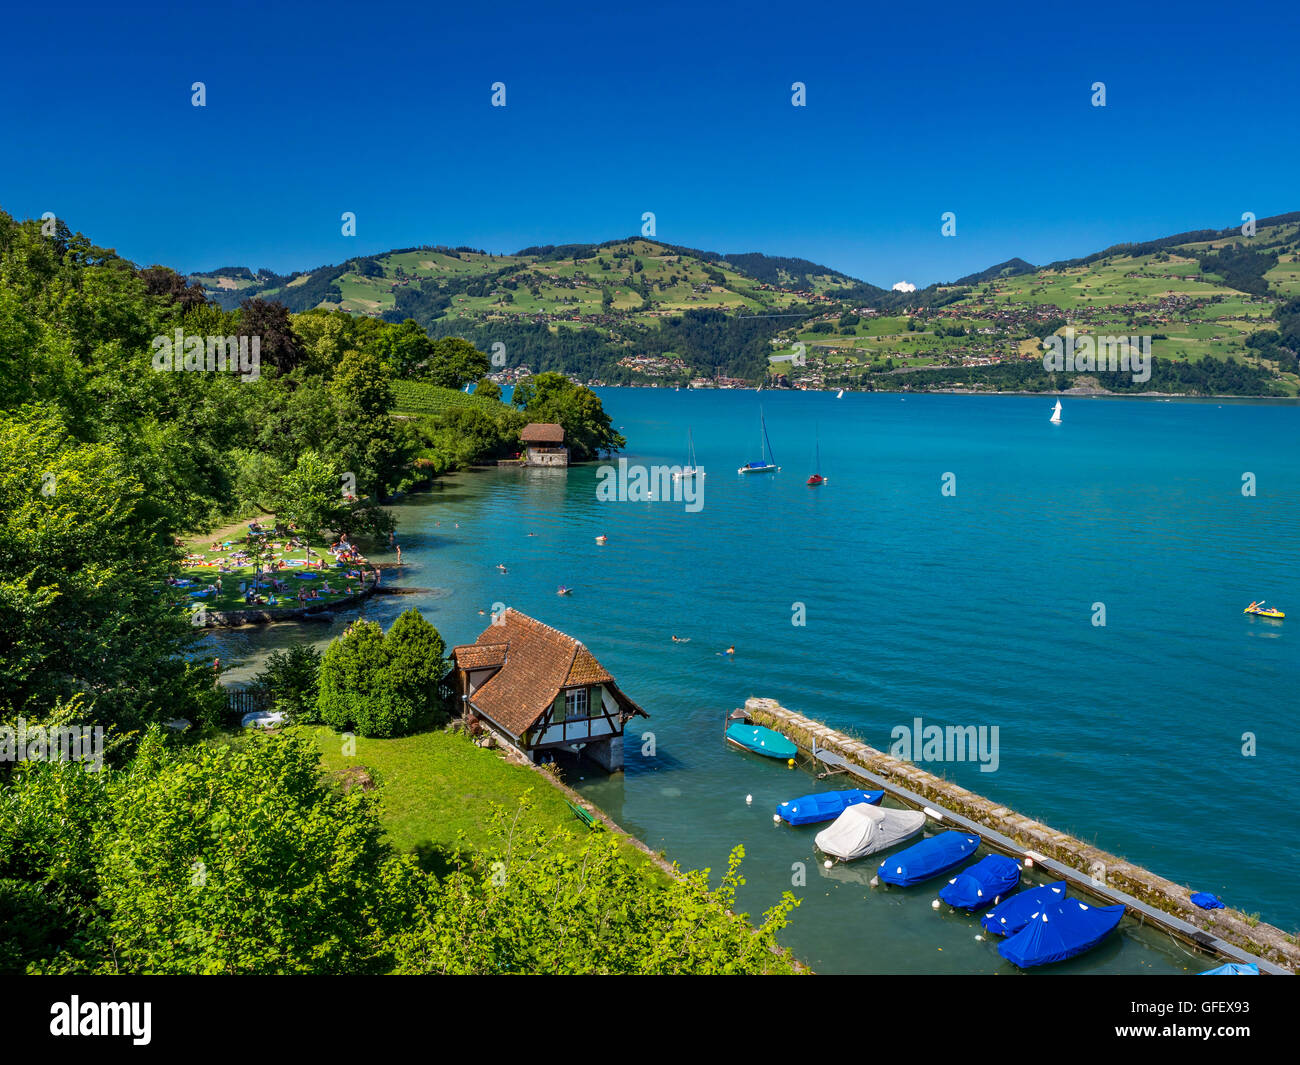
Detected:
left=473, top=376, right=502, bottom=401
left=512, top=372, right=625, bottom=459
left=274, top=449, right=346, bottom=536
left=381, top=609, right=449, bottom=729
left=390, top=801, right=800, bottom=975
left=330, top=347, right=405, bottom=499
left=423, top=336, right=490, bottom=389
left=375, top=318, right=436, bottom=378
left=253, top=644, right=322, bottom=723
left=0, top=409, right=220, bottom=732
left=6, top=730, right=416, bottom=974
left=317, top=612, right=447, bottom=737
left=317, top=620, right=387, bottom=734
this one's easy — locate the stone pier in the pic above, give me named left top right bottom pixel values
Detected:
left=744, top=697, right=1298, bottom=974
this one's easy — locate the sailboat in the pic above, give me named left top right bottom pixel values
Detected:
left=1050, top=399, right=1062, bottom=424
left=836, top=389, right=844, bottom=399
left=673, top=429, right=705, bottom=480
left=807, top=432, right=826, bottom=486
left=738, top=408, right=779, bottom=474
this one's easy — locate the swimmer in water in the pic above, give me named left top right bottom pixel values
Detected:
left=724, top=645, right=735, bottom=655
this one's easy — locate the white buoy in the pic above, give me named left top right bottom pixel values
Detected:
left=823, top=859, right=833, bottom=869
left=870, top=876, right=879, bottom=887
left=1024, top=857, right=1035, bottom=868
left=772, top=814, right=781, bottom=823
left=974, top=935, right=984, bottom=942
left=745, top=794, right=753, bottom=804
left=931, top=899, right=940, bottom=910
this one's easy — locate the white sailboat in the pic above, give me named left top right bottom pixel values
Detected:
left=1050, top=399, right=1062, bottom=424
left=673, top=429, right=705, bottom=480
left=738, top=408, right=779, bottom=474
left=836, top=389, right=844, bottom=399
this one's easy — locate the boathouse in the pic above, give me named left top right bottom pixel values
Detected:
left=520, top=423, right=569, bottom=467
left=450, top=608, right=646, bottom=771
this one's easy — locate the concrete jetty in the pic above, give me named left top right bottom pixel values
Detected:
left=744, top=697, right=1297, bottom=974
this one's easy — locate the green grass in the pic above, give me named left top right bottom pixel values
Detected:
left=177, top=534, right=374, bottom=614
left=304, top=726, right=661, bottom=878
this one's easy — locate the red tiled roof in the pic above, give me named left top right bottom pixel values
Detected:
left=451, top=642, right=507, bottom=670
left=521, top=422, right=565, bottom=444
left=453, top=609, right=644, bottom=737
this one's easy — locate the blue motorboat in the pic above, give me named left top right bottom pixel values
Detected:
left=724, top=722, right=797, bottom=761
left=938, top=854, right=1021, bottom=910
left=998, top=897, right=1125, bottom=968
left=877, top=831, right=980, bottom=887
left=776, top=789, right=883, bottom=826
left=1199, top=962, right=1259, bottom=975
left=980, top=881, right=1067, bottom=937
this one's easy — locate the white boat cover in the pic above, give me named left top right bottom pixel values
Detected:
left=814, top=803, right=927, bottom=861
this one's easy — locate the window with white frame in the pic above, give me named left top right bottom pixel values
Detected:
left=564, top=687, right=588, bottom=719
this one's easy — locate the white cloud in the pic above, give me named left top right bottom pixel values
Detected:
left=892, top=281, right=917, bottom=293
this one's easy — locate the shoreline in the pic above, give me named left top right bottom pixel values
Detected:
left=595, top=382, right=1300, bottom=403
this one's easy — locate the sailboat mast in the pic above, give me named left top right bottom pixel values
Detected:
left=762, top=409, right=776, bottom=463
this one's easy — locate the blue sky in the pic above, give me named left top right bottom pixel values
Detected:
left=3, top=0, right=1298, bottom=286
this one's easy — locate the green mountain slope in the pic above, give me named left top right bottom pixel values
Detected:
left=191, top=218, right=1300, bottom=394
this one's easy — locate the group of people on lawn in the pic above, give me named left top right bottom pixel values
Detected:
left=175, top=525, right=370, bottom=608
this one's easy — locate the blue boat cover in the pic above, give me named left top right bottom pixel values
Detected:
left=725, top=723, right=797, bottom=761
left=938, top=854, right=1021, bottom=910
left=1191, top=892, right=1225, bottom=909
left=998, top=897, right=1125, bottom=968
left=981, top=881, right=1067, bottom=937
left=877, top=831, right=980, bottom=886
left=776, top=789, right=883, bottom=826
left=1199, top=962, right=1259, bottom=975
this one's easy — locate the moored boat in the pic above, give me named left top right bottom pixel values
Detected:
left=938, top=853, right=1021, bottom=910
left=814, top=803, right=927, bottom=861
left=724, top=722, right=797, bottom=761
left=673, top=428, right=705, bottom=481
left=877, top=830, right=981, bottom=887
left=776, top=788, right=883, bottom=826
left=738, top=407, right=779, bottom=474
left=980, top=881, right=1067, bottom=937
left=807, top=433, right=826, bottom=486
left=998, top=896, right=1125, bottom=968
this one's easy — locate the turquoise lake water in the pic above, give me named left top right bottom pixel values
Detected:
left=207, top=388, right=1299, bottom=974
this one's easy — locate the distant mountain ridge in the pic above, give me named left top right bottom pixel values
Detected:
left=184, top=213, right=1300, bottom=391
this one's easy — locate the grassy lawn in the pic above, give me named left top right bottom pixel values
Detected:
left=174, top=528, right=375, bottom=614
left=304, top=726, right=663, bottom=879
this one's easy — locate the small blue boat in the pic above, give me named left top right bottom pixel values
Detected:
left=938, top=854, right=1020, bottom=910
left=877, top=831, right=980, bottom=887
left=1199, top=962, right=1259, bottom=975
left=981, top=881, right=1067, bottom=937
left=998, top=897, right=1125, bottom=968
left=776, top=789, right=883, bottom=826
left=725, top=723, right=798, bottom=761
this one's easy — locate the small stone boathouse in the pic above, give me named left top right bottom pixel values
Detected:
left=520, top=422, right=569, bottom=467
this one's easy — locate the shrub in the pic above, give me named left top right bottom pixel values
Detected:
left=317, top=621, right=386, bottom=733
left=316, top=611, right=449, bottom=738
left=254, top=644, right=322, bottom=723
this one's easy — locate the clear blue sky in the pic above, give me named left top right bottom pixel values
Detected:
left=3, top=0, right=1297, bottom=287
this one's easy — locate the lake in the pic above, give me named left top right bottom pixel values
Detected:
left=207, top=387, right=1300, bottom=973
